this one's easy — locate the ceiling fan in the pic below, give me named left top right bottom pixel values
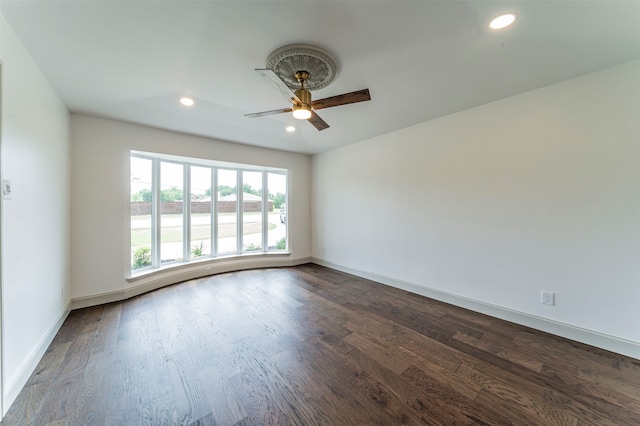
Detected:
left=245, top=45, right=371, bottom=131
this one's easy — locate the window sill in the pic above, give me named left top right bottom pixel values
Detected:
left=71, top=252, right=306, bottom=310
left=127, top=251, right=291, bottom=284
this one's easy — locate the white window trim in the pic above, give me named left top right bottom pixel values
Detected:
left=129, top=150, right=288, bottom=276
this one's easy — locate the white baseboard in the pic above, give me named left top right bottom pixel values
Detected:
left=3, top=300, right=71, bottom=415
left=71, top=255, right=312, bottom=310
left=311, top=258, right=640, bottom=360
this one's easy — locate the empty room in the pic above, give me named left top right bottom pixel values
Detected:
left=0, top=1, right=639, bottom=424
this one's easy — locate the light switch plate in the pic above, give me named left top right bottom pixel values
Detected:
left=2, top=179, right=11, bottom=200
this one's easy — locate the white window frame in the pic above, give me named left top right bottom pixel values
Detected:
left=130, top=151, right=288, bottom=273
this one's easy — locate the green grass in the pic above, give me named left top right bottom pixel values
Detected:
left=132, top=222, right=277, bottom=246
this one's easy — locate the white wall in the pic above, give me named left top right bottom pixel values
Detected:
left=0, top=16, right=71, bottom=412
left=70, top=114, right=312, bottom=302
left=312, top=60, right=640, bottom=358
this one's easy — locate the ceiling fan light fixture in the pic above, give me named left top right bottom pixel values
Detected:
left=292, top=84, right=312, bottom=119
left=292, top=105, right=312, bottom=120
left=490, top=12, right=518, bottom=29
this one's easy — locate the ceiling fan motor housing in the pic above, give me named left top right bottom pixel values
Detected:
left=292, top=87, right=312, bottom=119
left=294, top=87, right=311, bottom=107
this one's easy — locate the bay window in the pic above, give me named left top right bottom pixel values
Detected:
left=130, top=151, right=287, bottom=272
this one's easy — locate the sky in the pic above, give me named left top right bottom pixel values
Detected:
left=130, top=157, right=287, bottom=196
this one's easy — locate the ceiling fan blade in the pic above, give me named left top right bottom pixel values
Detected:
left=255, top=68, right=301, bottom=104
left=245, top=108, right=293, bottom=118
left=311, top=89, right=371, bottom=110
left=307, top=111, right=330, bottom=131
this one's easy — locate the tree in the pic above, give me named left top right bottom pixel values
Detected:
left=270, top=192, right=286, bottom=209
left=218, top=185, right=236, bottom=197
left=131, top=188, right=152, bottom=202
left=160, top=187, right=183, bottom=202
left=243, top=183, right=260, bottom=196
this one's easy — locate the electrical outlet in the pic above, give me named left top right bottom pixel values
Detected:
left=541, top=291, right=555, bottom=306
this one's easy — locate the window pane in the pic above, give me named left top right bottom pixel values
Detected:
left=160, top=162, right=184, bottom=263
left=190, top=166, right=211, bottom=258
left=243, top=171, right=263, bottom=252
left=130, top=157, right=153, bottom=269
left=131, top=151, right=289, bottom=273
left=268, top=172, right=287, bottom=251
left=217, top=169, right=237, bottom=255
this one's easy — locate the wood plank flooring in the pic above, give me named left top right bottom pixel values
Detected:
left=2, top=264, right=639, bottom=425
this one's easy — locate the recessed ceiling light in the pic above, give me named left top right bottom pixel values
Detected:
left=179, top=97, right=194, bottom=106
left=490, top=13, right=518, bottom=30
left=286, top=126, right=296, bottom=132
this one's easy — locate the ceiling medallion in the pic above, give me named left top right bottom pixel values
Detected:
left=266, top=44, right=338, bottom=92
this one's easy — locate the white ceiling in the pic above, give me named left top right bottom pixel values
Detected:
left=1, top=1, right=639, bottom=154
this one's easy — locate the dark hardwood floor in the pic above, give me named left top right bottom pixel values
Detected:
left=3, top=264, right=639, bottom=425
